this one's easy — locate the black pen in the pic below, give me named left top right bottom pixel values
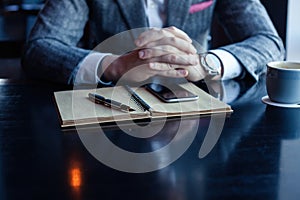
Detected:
left=88, top=93, right=135, bottom=112
left=124, top=85, right=151, bottom=111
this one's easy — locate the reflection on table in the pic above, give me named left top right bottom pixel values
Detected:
left=0, top=75, right=300, bottom=199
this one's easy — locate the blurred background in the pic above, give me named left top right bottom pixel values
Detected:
left=0, top=0, right=298, bottom=79
left=285, top=0, right=300, bottom=62
left=0, top=0, right=44, bottom=56
left=0, top=0, right=44, bottom=79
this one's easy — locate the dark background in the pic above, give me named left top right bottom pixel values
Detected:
left=211, top=0, right=288, bottom=49
left=0, top=0, right=289, bottom=58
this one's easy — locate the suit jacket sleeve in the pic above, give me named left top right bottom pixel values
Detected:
left=214, top=0, right=285, bottom=81
left=21, top=0, right=90, bottom=84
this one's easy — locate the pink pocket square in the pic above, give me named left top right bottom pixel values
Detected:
left=189, top=0, right=213, bottom=14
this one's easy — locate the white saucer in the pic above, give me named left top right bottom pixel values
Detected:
left=261, top=96, right=300, bottom=108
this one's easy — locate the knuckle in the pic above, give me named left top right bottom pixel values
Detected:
left=169, top=54, right=177, bottom=63
left=150, top=27, right=158, bottom=33
left=169, top=36, right=176, bottom=43
left=159, top=29, right=165, bottom=35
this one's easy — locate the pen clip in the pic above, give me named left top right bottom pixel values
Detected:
left=124, top=85, right=151, bottom=112
left=88, top=93, right=135, bottom=112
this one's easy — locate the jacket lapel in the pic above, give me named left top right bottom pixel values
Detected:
left=166, top=0, right=193, bottom=29
left=115, top=0, right=149, bottom=29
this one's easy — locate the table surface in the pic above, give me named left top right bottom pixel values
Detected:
left=0, top=73, right=300, bottom=200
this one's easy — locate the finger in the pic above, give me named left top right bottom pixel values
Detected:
left=138, top=37, right=197, bottom=55
left=164, top=26, right=193, bottom=43
left=149, top=62, right=191, bottom=72
left=147, top=63, right=189, bottom=78
left=158, top=68, right=189, bottom=78
left=138, top=46, right=182, bottom=59
left=138, top=45, right=194, bottom=60
left=135, top=26, right=194, bottom=47
left=135, top=28, right=173, bottom=47
left=144, top=53, right=198, bottom=66
left=149, top=62, right=172, bottom=71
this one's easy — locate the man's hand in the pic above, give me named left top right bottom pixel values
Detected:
left=135, top=26, right=208, bottom=82
left=100, top=26, right=210, bottom=83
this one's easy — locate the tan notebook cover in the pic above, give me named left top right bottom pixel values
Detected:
left=54, top=82, right=233, bottom=127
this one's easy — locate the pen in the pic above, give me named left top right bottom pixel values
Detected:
left=124, top=85, right=151, bottom=111
left=88, top=93, right=135, bottom=112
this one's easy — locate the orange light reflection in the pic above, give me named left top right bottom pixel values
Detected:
left=70, top=168, right=82, bottom=188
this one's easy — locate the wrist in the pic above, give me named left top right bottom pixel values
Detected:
left=199, top=52, right=223, bottom=80
left=98, top=55, right=119, bottom=83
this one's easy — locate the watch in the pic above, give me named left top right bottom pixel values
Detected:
left=199, top=52, right=223, bottom=76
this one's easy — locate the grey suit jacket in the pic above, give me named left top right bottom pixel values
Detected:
left=22, top=0, right=285, bottom=84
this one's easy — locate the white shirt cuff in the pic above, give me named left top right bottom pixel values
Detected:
left=210, top=49, right=243, bottom=80
left=74, top=52, right=111, bottom=85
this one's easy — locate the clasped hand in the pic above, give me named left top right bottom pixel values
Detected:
left=101, top=26, right=207, bottom=83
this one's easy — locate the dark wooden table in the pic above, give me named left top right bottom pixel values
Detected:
left=0, top=72, right=300, bottom=200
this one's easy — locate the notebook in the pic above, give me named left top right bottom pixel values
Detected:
left=54, top=82, right=233, bottom=127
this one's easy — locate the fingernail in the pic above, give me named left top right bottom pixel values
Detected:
left=178, top=69, right=188, bottom=76
left=139, top=51, right=145, bottom=59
